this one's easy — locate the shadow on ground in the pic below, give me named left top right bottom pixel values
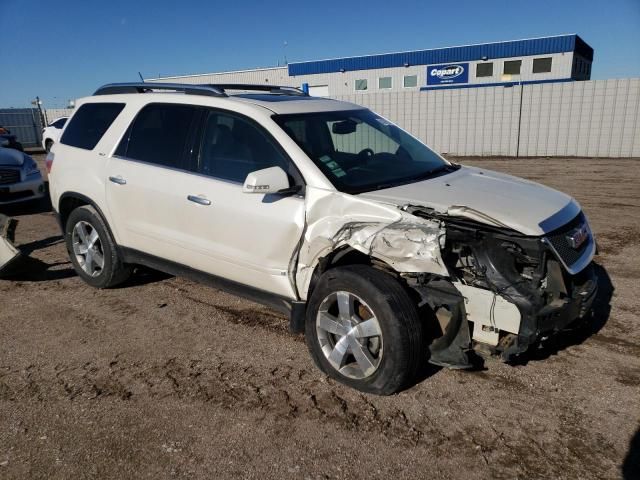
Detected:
left=623, top=426, right=640, bottom=479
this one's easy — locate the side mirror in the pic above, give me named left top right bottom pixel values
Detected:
left=0, top=138, right=9, bottom=148
left=243, top=166, right=291, bottom=194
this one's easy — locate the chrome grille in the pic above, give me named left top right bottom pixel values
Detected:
left=544, top=212, right=591, bottom=270
left=0, top=168, right=20, bottom=185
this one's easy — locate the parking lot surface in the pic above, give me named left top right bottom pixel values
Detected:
left=1, top=155, right=639, bottom=479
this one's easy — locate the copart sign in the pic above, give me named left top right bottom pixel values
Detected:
left=427, top=63, right=469, bottom=85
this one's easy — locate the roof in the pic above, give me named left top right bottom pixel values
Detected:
left=287, top=34, right=594, bottom=76
left=79, top=87, right=364, bottom=116
left=230, top=94, right=363, bottom=114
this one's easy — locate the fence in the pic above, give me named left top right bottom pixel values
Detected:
left=333, top=78, right=640, bottom=157
left=0, top=108, right=76, bottom=149
left=44, top=108, right=74, bottom=123
left=0, top=109, right=44, bottom=148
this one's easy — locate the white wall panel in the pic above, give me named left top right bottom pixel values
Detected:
left=332, top=78, right=639, bottom=157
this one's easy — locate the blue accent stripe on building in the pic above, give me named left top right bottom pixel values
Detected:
left=419, top=78, right=574, bottom=91
left=288, top=35, right=591, bottom=76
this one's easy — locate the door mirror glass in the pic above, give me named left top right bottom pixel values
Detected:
left=243, top=166, right=290, bottom=194
left=0, top=138, right=9, bottom=147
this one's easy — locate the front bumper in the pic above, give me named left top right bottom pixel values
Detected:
left=535, top=263, right=598, bottom=334
left=0, top=174, right=45, bottom=205
left=497, top=261, right=598, bottom=361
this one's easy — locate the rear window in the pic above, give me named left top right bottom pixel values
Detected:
left=115, top=103, right=200, bottom=169
left=51, top=118, right=67, bottom=128
left=61, top=103, right=124, bottom=150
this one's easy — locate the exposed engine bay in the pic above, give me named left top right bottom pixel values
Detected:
left=402, top=205, right=598, bottom=367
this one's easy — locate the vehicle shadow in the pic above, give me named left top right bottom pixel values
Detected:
left=0, top=193, right=53, bottom=217
left=511, top=262, right=614, bottom=365
left=623, top=426, right=640, bottom=480
left=1, top=232, right=75, bottom=281
left=121, top=266, right=173, bottom=288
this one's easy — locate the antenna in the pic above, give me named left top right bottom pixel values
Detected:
left=138, top=72, right=145, bottom=82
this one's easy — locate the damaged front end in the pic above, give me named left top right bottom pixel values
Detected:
left=295, top=188, right=597, bottom=368
left=404, top=205, right=598, bottom=365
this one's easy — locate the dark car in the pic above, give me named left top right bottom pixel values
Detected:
left=0, top=127, right=24, bottom=152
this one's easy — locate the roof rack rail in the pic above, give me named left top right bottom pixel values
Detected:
left=208, top=84, right=308, bottom=96
left=93, top=82, right=227, bottom=97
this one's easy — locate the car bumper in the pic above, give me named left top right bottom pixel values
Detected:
left=499, top=262, right=598, bottom=360
left=0, top=175, right=46, bottom=205
left=535, top=263, right=598, bottom=334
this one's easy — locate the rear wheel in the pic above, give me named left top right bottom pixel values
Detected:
left=305, top=265, right=423, bottom=395
left=64, top=205, right=131, bottom=288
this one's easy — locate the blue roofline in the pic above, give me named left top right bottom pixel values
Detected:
left=288, top=34, right=593, bottom=76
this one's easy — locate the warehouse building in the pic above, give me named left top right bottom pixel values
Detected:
left=148, top=34, right=594, bottom=96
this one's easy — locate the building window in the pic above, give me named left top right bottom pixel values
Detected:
left=533, top=57, right=553, bottom=74
left=378, top=77, right=392, bottom=89
left=355, top=79, right=368, bottom=91
left=476, top=63, right=493, bottom=78
left=503, top=60, right=522, bottom=75
left=403, top=75, right=418, bottom=87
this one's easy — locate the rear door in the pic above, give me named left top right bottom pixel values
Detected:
left=105, top=103, right=203, bottom=261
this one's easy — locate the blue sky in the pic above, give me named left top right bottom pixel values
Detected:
left=1, top=0, right=639, bottom=108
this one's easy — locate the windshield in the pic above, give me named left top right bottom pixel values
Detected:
left=274, top=109, right=450, bottom=194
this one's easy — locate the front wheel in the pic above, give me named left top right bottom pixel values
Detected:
left=305, top=265, right=424, bottom=395
left=64, top=205, right=131, bottom=288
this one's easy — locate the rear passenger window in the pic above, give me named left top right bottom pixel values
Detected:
left=51, top=118, right=67, bottom=128
left=198, top=110, right=293, bottom=184
left=60, top=103, right=124, bottom=150
left=116, top=103, right=199, bottom=169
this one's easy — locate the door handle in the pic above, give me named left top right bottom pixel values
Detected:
left=109, top=176, right=127, bottom=185
left=187, top=195, right=211, bottom=206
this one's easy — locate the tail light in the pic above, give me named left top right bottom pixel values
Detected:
left=45, top=151, right=55, bottom=174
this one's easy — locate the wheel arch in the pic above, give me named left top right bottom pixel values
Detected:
left=58, top=192, right=117, bottom=243
left=305, top=246, right=400, bottom=301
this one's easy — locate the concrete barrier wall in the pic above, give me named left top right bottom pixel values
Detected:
left=333, top=78, right=640, bottom=157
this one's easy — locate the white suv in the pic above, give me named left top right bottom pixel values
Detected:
left=42, top=116, right=69, bottom=152
left=48, top=83, right=597, bottom=395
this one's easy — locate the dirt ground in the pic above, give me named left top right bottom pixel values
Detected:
left=1, top=154, right=639, bottom=479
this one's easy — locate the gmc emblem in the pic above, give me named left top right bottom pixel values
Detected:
left=566, top=224, right=589, bottom=249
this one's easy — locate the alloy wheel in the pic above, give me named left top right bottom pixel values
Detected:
left=71, top=221, right=105, bottom=277
left=316, top=291, right=383, bottom=379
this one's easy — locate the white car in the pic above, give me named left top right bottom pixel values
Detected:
left=47, top=83, right=597, bottom=395
left=42, top=116, right=68, bottom=152
left=0, top=145, right=45, bottom=205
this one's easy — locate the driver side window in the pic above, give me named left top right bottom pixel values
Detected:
left=197, top=110, right=298, bottom=184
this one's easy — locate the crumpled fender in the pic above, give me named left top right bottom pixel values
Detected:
left=294, top=187, right=448, bottom=300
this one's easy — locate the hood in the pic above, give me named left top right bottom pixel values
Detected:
left=358, top=166, right=580, bottom=236
left=0, top=147, right=25, bottom=167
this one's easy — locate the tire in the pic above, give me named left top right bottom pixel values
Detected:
left=305, top=265, right=423, bottom=395
left=64, top=205, right=131, bottom=288
left=45, top=139, right=53, bottom=152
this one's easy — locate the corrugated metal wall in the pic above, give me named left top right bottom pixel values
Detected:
left=333, top=78, right=640, bottom=157
left=0, top=108, right=44, bottom=147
